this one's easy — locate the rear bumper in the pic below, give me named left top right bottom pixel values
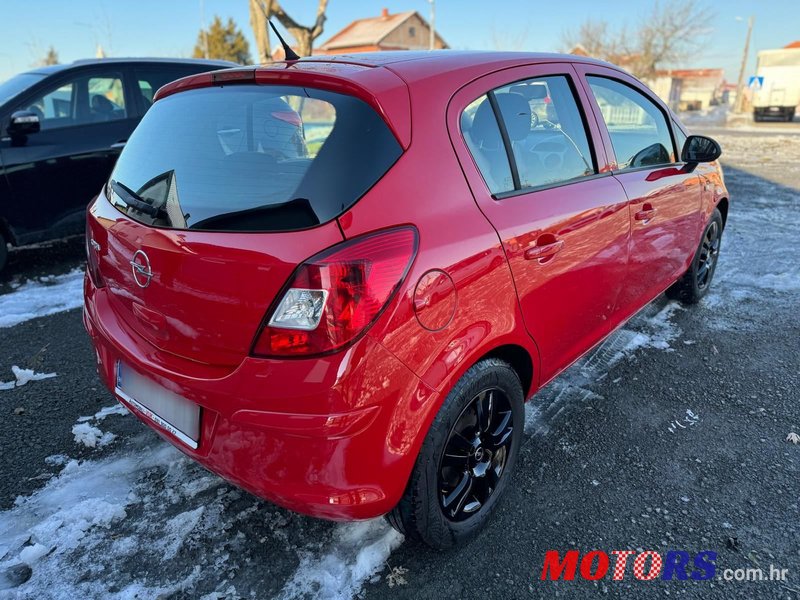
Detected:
left=83, top=273, right=438, bottom=520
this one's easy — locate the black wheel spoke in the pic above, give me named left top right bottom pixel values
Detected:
left=476, top=390, right=494, bottom=434
left=438, top=386, right=515, bottom=522
left=490, top=411, right=513, bottom=445
left=442, top=471, right=473, bottom=517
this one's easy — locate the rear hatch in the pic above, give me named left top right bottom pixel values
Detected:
left=89, top=77, right=403, bottom=367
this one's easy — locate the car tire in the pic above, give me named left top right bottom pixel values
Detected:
left=386, top=357, right=524, bottom=549
left=667, top=208, right=724, bottom=304
left=0, top=232, right=7, bottom=274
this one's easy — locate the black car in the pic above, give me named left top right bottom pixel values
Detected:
left=0, top=57, right=235, bottom=272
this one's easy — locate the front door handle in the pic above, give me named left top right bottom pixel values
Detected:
left=635, top=204, right=657, bottom=223
left=110, top=140, right=127, bottom=150
left=524, top=239, right=564, bottom=261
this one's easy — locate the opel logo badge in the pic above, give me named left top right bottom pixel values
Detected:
left=130, top=250, right=153, bottom=288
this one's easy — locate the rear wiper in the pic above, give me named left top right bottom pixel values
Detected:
left=110, top=180, right=166, bottom=219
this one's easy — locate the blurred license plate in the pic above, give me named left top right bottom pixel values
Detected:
left=115, top=361, right=200, bottom=449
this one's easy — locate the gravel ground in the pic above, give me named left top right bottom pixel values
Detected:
left=0, top=126, right=798, bottom=599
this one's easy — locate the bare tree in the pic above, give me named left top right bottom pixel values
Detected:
left=250, top=0, right=272, bottom=62
left=250, top=0, right=329, bottom=59
left=39, top=46, right=59, bottom=66
left=490, top=24, right=529, bottom=52
left=562, top=0, right=712, bottom=79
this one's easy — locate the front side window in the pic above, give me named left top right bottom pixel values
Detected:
left=587, top=76, right=675, bottom=170
left=19, top=71, right=128, bottom=130
left=109, top=85, right=401, bottom=232
left=26, top=82, right=74, bottom=130
left=461, top=75, right=596, bottom=195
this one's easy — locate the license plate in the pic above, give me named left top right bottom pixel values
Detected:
left=115, top=361, right=201, bottom=449
left=769, top=107, right=780, bottom=112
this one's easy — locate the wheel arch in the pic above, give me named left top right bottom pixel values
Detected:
left=481, top=343, right=535, bottom=400
left=717, top=197, right=729, bottom=229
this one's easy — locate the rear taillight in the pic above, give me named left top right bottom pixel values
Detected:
left=252, top=227, right=418, bottom=357
left=85, top=211, right=105, bottom=288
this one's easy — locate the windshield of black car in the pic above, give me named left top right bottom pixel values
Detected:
left=108, top=84, right=402, bottom=232
left=0, top=73, right=46, bottom=106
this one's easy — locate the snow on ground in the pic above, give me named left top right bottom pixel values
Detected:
left=71, top=423, right=116, bottom=449
left=0, top=429, right=401, bottom=599
left=0, top=366, right=57, bottom=391
left=0, top=269, right=84, bottom=329
left=279, top=521, right=403, bottom=600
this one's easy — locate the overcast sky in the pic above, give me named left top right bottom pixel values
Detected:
left=0, top=0, right=797, bottom=82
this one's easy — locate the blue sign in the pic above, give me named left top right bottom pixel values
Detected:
left=748, top=76, right=764, bottom=90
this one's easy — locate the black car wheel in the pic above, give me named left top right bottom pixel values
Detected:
left=667, top=208, right=724, bottom=304
left=387, top=357, right=524, bottom=549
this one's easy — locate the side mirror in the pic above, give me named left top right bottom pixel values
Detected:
left=681, top=135, right=721, bottom=164
left=7, top=111, right=40, bottom=137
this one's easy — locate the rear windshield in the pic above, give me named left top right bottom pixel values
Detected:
left=108, top=85, right=402, bottom=231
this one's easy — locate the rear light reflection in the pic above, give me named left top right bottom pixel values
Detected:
left=252, top=227, right=418, bottom=357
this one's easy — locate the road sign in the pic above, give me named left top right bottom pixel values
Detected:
left=748, top=76, right=764, bottom=91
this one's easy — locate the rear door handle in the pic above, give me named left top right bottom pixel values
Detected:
left=524, top=239, right=564, bottom=261
left=635, top=205, right=657, bottom=223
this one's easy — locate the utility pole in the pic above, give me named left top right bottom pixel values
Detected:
left=428, top=0, right=436, bottom=50
left=734, top=15, right=754, bottom=114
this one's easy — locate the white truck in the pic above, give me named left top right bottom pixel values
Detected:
left=752, top=46, right=800, bottom=122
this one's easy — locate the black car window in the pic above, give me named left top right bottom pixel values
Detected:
left=587, top=76, right=675, bottom=170
left=135, top=66, right=216, bottom=110
left=86, top=75, right=127, bottom=122
left=0, top=72, right=46, bottom=106
left=19, top=71, right=128, bottom=131
left=109, top=85, right=401, bottom=232
left=24, top=82, right=74, bottom=130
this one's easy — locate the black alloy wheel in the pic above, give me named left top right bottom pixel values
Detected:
left=438, top=387, right=514, bottom=521
left=696, top=219, right=721, bottom=290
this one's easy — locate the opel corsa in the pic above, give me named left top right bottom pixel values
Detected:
left=84, top=52, right=728, bottom=548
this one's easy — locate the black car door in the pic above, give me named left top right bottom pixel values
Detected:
left=0, top=66, right=138, bottom=243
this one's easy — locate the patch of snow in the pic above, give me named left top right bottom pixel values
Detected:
left=19, top=543, right=50, bottom=565
left=280, top=519, right=403, bottom=600
left=0, top=366, right=57, bottom=390
left=787, top=432, right=800, bottom=445
left=0, top=268, right=84, bottom=329
left=71, top=423, right=116, bottom=449
left=76, top=404, right=129, bottom=423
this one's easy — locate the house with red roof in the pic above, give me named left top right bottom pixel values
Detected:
left=318, top=8, right=448, bottom=54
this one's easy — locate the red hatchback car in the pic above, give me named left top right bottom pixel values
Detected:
left=83, top=51, right=727, bottom=548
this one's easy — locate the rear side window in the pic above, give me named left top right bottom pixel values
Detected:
left=109, top=85, right=402, bottom=232
left=461, top=75, right=595, bottom=196
left=586, top=76, right=675, bottom=170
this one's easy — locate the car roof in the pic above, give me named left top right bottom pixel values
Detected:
left=25, top=57, right=236, bottom=76
left=289, top=50, right=617, bottom=73
left=261, top=50, right=624, bottom=89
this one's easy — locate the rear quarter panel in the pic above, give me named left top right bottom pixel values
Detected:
left=337, top=65, right=539, bottom=441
